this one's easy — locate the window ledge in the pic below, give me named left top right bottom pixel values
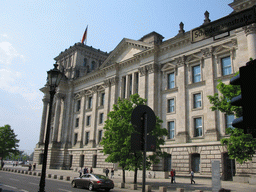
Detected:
left=187, top=81, right=205, bottom=89
left=162, top=87, right=178, bottom=94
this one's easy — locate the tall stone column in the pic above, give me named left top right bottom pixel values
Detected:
left=89, top=86, right=98, bottom=148
left=146, top=63, right=158, bottom=112
left=52, top=94, right=62, bottom=143
left=138, top=66, right=147, bottom=99
left=110, top=77, right=119, bottom=110
left=39, top=97, right=50, bottom=144
left=103, top=79, right=111, bottom=114
left=57, top=96, right=65, bottom=142
left=175, top=58, right=188, bottom=143
left=77, top=92, right=86, bottom=147
left=244, top=23, right=256, bottom=59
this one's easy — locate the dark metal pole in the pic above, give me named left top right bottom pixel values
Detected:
left=142, top=113, right=147, bottom=192
left=39, top=87, right=55, bottom=192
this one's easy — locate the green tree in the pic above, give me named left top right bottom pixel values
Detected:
left=207, top=73, right=256, bottom=164
left=0, top=125, right=19, bottom=167
left=100, top=94, right=167, bottom=183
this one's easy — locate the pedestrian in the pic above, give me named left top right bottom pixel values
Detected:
left=148, top=172, right=152, bottom=178
left=173, top=169, right=176, bottom=183
left=28, top=164, right=32, bottom=171
left=83, top=167, right=87, bottom=174
left=1, top=161, right=4, bottom=169
left=33, top=163, right=36, bottom=170
left=111, top=168, right=114, bottom=178
left=170, top=169, right=174, bottom=183
left=190, top=169, right=195, bottom=184
left=105, top=168, right=109, bottom=177
left=90, top=167, right=93, bottom=173
left=79, top=167, right=82, bottom=176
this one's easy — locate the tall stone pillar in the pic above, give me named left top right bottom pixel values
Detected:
left=103, top=79, right=111, bottom=114
left=176, top=58, right=188, bottom=143
left=202, top=48, right=218, bottom=141
left=52, top=94, right=62, bottom=143
left=244, top=23, right=256, bottom=59
left=89, top=86, right=98, bottom=148
left=39, top=97, right=50, bottom=144
left=109, top=77, right=119, bottom=110
left=77, top=92, right=86, bottom=147
left=57, top=96, right=65, bottom=142
left=147, top=63, right=158, bottom=112
left=138, top=66, right=147, bottom=99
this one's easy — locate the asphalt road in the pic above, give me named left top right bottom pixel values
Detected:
left=0, top=171, right=119, bottom=192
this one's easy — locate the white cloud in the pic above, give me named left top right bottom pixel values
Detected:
left=0, top=41, right=25, bottom=66
left=0, top=40, right=41, bottom=104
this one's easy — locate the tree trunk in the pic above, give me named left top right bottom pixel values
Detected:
left=122, top=168, right=125, bottom=183
left=134, top=167, right=138, bottom=184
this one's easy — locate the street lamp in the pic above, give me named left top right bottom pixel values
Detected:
left=39, top=63, right=63, bottom=192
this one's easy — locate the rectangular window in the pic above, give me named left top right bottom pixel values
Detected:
left=87, top=116, right=91, bottom=126
left=98, top=130, right=102, bottom=143
left=167, top=73, right=175, bottom=89
left=194, top=118, right=202, bottom=137
left=122, top=76, right=126, bottom=98
left=167, top=121, right=175, bottom=139
left=74, top=133, right=78, bottom=145
left=99, top=113, right=104, bottom=124
left=75, top=118, right=79, bottom=127
left=76, top=100, right=81, bottom=111
left=135, top=72, right=139, bottom=94
left=192, top=65, right=201, bottom=83
left=167, top=99, right=175, bottom=113
left=226, top=114, right=235, bottom=129
left=88, top=96, right=92, bottom=109
left=101, top=93, right=105, bottom=106
left=194, top=93, right=202, bottom=108
left=221, top=56, right=231, bottom=76
left=85, top=132, right=90, bottom=145
left=128, top=75, right=132, bottom=97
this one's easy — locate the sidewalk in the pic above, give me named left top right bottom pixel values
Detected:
left=2, top=165, right=256, bottom=192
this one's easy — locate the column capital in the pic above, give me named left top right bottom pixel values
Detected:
left=139, top=66, right=147, bottom=76
left=110, top=76, right=119, bottom=86
left=244, top=23, right=256, bottom=36
left=42, top=98, right=50, bottom=103
left=146, top=63, right=158, bottom=74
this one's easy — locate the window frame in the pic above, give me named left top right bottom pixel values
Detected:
left=192, top=65, right=201, bottom=83
left=167, top=98, right=175, bottom=113
left=167, top=72, right=175, bottom=89
left=86, top=115, right=91, bottom=126
left=194, top=117, right=203, bottom=137
left=167, top=121, right=175, bottom=139
left=221, top=56, right=232, bottom=76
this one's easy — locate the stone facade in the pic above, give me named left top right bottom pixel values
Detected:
left=34, top=0, right=256, bottom=179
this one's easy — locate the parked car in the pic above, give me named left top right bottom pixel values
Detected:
left=71, top=173, right=114, bottom=191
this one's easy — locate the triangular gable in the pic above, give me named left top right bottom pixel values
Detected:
left=100, top=38, right=153, bottom=69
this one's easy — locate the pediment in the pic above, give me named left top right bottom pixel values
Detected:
left=100, top=38, right=153, bottom=68
left=161, top=62, right=177, bottom=71
left=186, top=54, right=201, bottom=64
left=213, top=45, right=232, bottom=55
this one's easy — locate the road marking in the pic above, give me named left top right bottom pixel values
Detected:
left=58, top=188, right=72, bottom=192
left=9, top=178, right=20, bottom=182
left=3, top=184, right=17, bottom=189
left=21, top=190, right=29, bottom=192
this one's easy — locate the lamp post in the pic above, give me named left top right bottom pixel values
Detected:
left=39, top=63, right=63, bottom=192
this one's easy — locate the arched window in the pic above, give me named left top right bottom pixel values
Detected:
left=91, top=61, right=96, bottom=70
left=83, top=58, right=87, bottom=67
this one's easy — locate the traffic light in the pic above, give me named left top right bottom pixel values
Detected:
left=230, top=59, right=256, bottom=136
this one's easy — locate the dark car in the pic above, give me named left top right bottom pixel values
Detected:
left=71, top=173, right=114, bottom=191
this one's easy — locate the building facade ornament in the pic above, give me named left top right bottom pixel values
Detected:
left=243, top=23, right=256, bottom=36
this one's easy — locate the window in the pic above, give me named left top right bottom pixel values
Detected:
left=128, top=75, right=132, bottom=97
left=98, top=130, right=102, bottom=143
left=85, top=132, right=90, bottom=145
left=87, top=116, right=91, bottom=126
left=167, top=121, right=175, bottom=139
left=101, top=93, right=105, bottom=106
left=193, top=93, right=202, bottom=108
left=91, top=61, right=95, bottom=70
left=221, top=56, right=231, bottom=76
left=122, top=76, right=126, bottom=98
left=99, top=113, right=104, bottom=124
left=194, top=117, right=202, bottom=137
left=88, top=96, right=92, bottom=109
left=83, top=58, right=87, bottom=67
left=167, top=72, right=175, bottom=89
left=167, top=99, right=175, bottom=113
left=76, top=100, right=81, bottom=111
left=225, top=114, right=235, bottom=129
left=75, top=118, right=79, bottom=127
left=135, top=72, right=139, bottom=94
left=74, top=133, right=78, bottom=145
left=192, top=65, right=201, bottom=83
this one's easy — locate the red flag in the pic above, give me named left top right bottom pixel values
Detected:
left=81, top=26, right=88, bottom=44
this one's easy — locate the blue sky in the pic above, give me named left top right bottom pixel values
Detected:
left=0, top=0, right=233, bottom=153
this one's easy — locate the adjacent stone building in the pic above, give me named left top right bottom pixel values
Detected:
left=34, top=0, right=256, bottom=180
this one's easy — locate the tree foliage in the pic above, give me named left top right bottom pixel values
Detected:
left=0, top=125, right=20, bottom=164
left=207, top=73, right=256, bottom=164
left=100, top=94, right=167, bottom=183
